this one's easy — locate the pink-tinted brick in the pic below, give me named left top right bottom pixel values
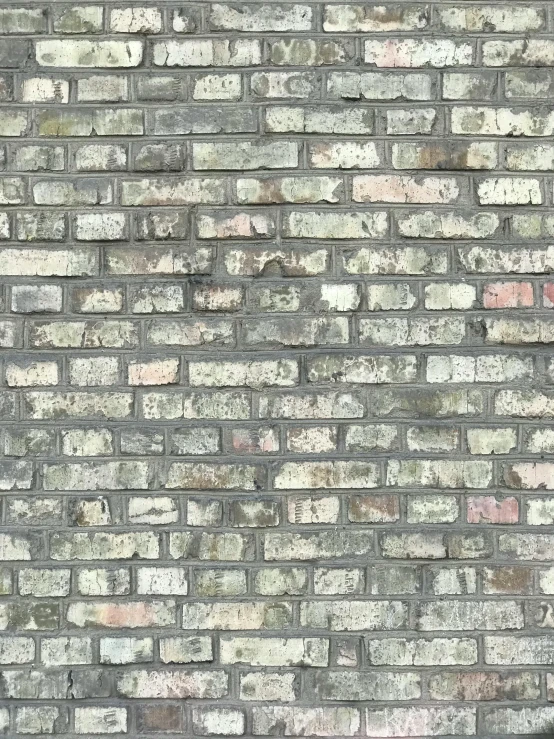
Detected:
left=230, top=427, right=280, bottom=454
left=483, top=282, right=534, bottom=309
left=128, top=359, right=179, bottom=386
left=467, top=496, right=519, bottom=524
left=543, top=283, right=554, bottom=308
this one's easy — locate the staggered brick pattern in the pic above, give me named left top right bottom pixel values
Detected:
left=3, top=1, right=554, bottom=737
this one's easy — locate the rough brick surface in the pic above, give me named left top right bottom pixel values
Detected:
left=0, top=1, right=554, bottom=737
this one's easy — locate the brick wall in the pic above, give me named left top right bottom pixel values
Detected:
left=0, top=1, right=553, bottom=736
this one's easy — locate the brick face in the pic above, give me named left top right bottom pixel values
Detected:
left=0, top=1, right=553, bottom=737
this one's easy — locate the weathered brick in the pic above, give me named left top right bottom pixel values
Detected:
left=478, top=177, right=542, bottom=205
left=77, top=569, right=130, bottom=597
left=366, top=39, right=472, bottom=68
left=237, top=176, right=342, bottom=204
left=425, top=283, right=476, bottom=310
left=505, top=67, right=554, bottom=98
left=240, top=672, right=297, bottom=702
left=309, top=141, right=380, bottom=169
left=367, top=638, right=477, bottom=666
left=387, top=459, right=491, bottom=488
left=19, top=569, right=70, bottom=598
left=308, top=355, right=416, bottom=384
left=193, top=73, right=241, bottom=100
left=67, top=601, right=174, bottom=629
left=193, top=141, right=297, bottom=170
left=452, top=106, right=554, bottom=136
left=0, top=8, right=47, bottom=34
left=77, top=76, right=128, bottom=103
left=254, top=568, right=307, bottom=595
left=117, top=669, right=227, bottom=698
left=24, top=392, right=132, bottom=420
left=130, top=285, right=185, bottom=314
left=42, top=637, right=92, bottom=666
left=195, top=569, right=246, bottom=596
left=315, top=670, right=419, bottom=701
left=166, top=462, right=262, bottom=490
left=36, top=40, right=143, bottom=68
left=6, top=361, right=59, bottom=387
left=460, top=246, right=554, bottom=273
left=467, top=496, right=519, bottom=524
left=365, top=708, right=476, bottom=737
left=251, top=71, right=318, bottom=99
left=324, top=6, right=428, bottom=32
left=15, top=707, right=63, bottom=734
left=443, top=72, right=498, bottom=100
left=417, top=601, right=523, bottom=631
left=314, top=566, right=363, bottom=592
left=74, top=144, right=127, bottom=172
left=99, top=637, right=153, bottom=664
left=253, top=706, right=360, bottom=736
left=173, top=531, right=221, bottom=560
left=153, top=39, right=261, bottom=67
left=220, top=637, right=328, bottom=666
left=193, top=707, right=245, bottom=736
left=121, top=178, right=226, bottom=206
left=287, top=427, right=337, bottom=454
left=182, top=601, right=292, bottom=630
left=53, top=6, right=103, bottom=33
left=353, top=175, right=459, bottom=204
left=484, top=40, right=554, bottom=67
left=345, top=248, right=446, bottom=276
left=51, top=532, right=159, bottom=560
left=0, top=463, right=33, bottom=492
left=430, top=671, right=539, bottom=701
left=301, top=600, right=407, bottom=631
left=0, top=111, right=28, bottom=137
left=13, top=146, right=62, bottom=175
left=438, top=7, right=544, bottom=33
left=482, top=707, right=554, bottom=735
left=392, top=141, right=497, bottom=170
left=210, top=4, right=312, bottom=31
left=74, top=213, right=126, bottom=242
left=159, top=635, right=212, bottom=664
left=271, top=38, right=351, bottom=66
left=74, top=707, right=127, bottom=734
left=329, top=71, right=433, bottom=101
left=284, top=211, right=387, bottom=239
left=143, top=391, right=249, bottom=420
left=397, top=210, right=499, bottom=239
left=110, top=7, right=162, bottom=33
left=245, top=317, right=348, bottom=347
left=265, top=531, right=373, bottom=560
left=149, top=106, right=256, bottom=135
left=360, top=316, right=465, bottom=346
left=266, top=105, right=373, bottom=134
left=467, top=427, right=517, bottom=454
left=33, top=179, right=111, bottom=205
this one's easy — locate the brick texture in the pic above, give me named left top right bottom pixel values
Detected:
left=0, top=1, right=554, bottom=737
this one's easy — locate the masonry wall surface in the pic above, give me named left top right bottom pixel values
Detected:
left=1, top=1, right=554, bottom=737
